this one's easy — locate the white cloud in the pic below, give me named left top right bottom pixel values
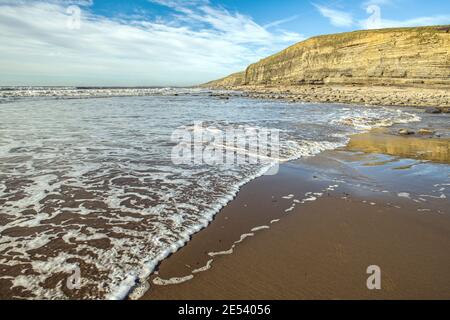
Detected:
left=360, top=10, right=450, bottom=29
left=0, top=0, right=305, bottom=86
left=314, top=2, right=450, bottom=30
left=313, top=4, right=354, bottom=27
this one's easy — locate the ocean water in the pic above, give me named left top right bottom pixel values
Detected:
left=0, top=88, right=421, bottom=299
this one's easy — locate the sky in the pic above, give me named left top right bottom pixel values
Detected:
left=0, top=0, right=449, bottom=86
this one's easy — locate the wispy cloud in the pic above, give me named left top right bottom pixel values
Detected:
left=315, top=1, right=450, bottom=30
left=360, top=12, right=450, bottom=29
left=264, top=15, right=299, bottom=29
left=313, top=4, right=354, bottom=27
left=0, top=0, right=305, bottom=86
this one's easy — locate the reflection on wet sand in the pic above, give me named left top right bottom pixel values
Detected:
left=346, top=130, right=450, bottom=163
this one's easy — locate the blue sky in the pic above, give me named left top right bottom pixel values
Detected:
left=0, top=0, right=449, bottom=86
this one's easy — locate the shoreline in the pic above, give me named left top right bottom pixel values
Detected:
left=139, top=130, right=450, bottom=300
left=205, top=84, right=450, bottom=110
left=1, top=93, right=448, bottom=299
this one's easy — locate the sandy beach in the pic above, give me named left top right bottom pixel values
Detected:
left=140, top=130, right=450, bottom=300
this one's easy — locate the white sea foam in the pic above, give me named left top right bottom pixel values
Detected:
left=398, top=192, right=411, bottom=199
left=302, top=196, right=317, bottom=203
left=0, top=87, right=210, bottom=99
left=234, top=233, right=255, bottom=244
left=152, top=275, right=194, bottom=286
left=284, top=206, right=295, bottom=213
left=208, top=248, right=234, bottom=257
left=250, top=226, right=270, bottom=232
left=192, top=259, right=214, bottom=274
left=332, top=108, right=421, bottom=130
left=419, top=194, right=447, bottom=199
left=128, top=281, right=150, bottom=300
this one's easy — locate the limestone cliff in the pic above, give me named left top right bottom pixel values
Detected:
left=203, top=71, right=246, bottom=87
left=206, top=26, right=450, bottom=88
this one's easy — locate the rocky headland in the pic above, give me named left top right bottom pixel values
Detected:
left=203, top=26, right=450, bottom=109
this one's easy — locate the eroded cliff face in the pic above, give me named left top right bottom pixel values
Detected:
left=207, top=26, right=450, bottom=88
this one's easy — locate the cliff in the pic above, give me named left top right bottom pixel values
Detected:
left=205, top=26, right=450, bottom=88
left=203, top=71, right=246, bottom=87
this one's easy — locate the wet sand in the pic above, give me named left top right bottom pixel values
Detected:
left=347, top=128, right=450, bottom=163
left=140, top=133, right=450, bottom=300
